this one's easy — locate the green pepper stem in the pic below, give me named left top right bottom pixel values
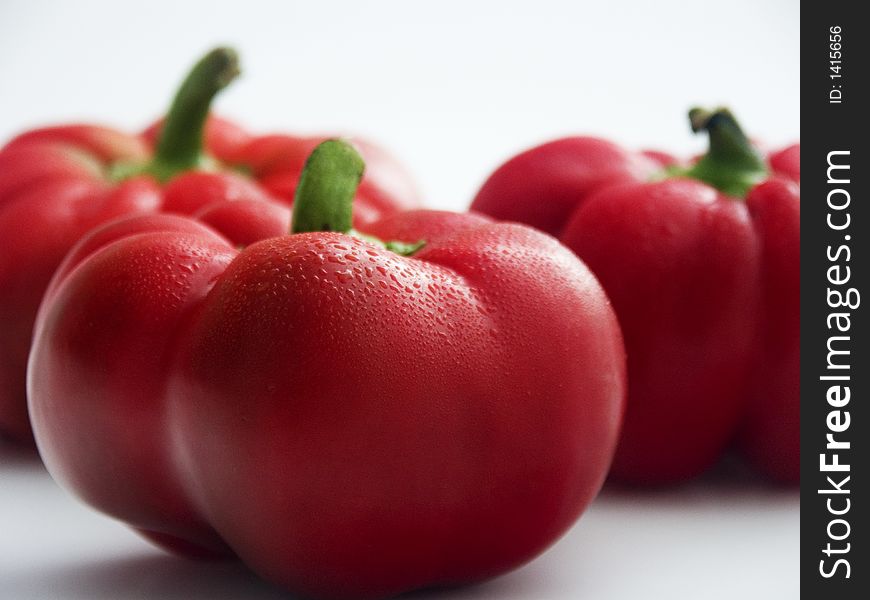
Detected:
left=680, top=107, right=768, bottom=198
left=148, top=47, right=239, bottom=181
left=290, top=140, right=426, bottom=256
left=291, top=140, right=365, bottom=234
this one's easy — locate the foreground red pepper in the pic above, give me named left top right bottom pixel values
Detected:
left=29, top=140, right=625, bottom=599
left=472, top=109, right=800, bottom=484
left=0, top=48, right=418, bottom=444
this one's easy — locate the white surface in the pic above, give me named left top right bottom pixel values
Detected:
left=0, top=1, right=799, bottom=598
left=1, top=443, right=798, bottom=599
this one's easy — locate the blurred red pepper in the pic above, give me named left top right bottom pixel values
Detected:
left=0, top=48, right=418, bottom=443
left=473, top=109, right=800, bottom=484
left=29, top=140, right=625, bottom=599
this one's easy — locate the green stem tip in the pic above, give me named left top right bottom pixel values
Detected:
left=152, top=47, right=239, bottom=180
left=291, top=139, right=365, bottom=234
left=111, top=47, right=240, bottom=183
left=290, top=140, right=425, bottom=256
left=681, top=107, right=768, bottom=198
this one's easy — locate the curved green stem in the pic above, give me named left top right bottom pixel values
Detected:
left=111, top=47, right=239, bottom=182
left=291, top=140, right=425, bottom=256
left=678, top=107, right=768, bottom=198
left=152, top=47, right=239, bottom=178
left=291, top=140, right=365, bottom=234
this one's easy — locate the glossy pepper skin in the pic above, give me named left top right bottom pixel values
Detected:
left=0, top=49, right=418, bottom=444
left=29, top=140, right=625, bottom=599
left=472, top=109, right=800, bottom=484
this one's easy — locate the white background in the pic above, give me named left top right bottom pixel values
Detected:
left=0, top=0, right=799, bottom=598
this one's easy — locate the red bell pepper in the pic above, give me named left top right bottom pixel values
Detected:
left=472, top=109, right=800, bottom=484
left=0, top=48, right=418, bottom=443
left=29, top=139, right=625, bottom=599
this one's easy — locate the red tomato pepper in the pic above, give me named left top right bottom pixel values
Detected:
left=0, top=48, right=418, bottom=444
left=29, top=140, right=625, bottom=599
left=472, top=109, right=800, bottom=484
